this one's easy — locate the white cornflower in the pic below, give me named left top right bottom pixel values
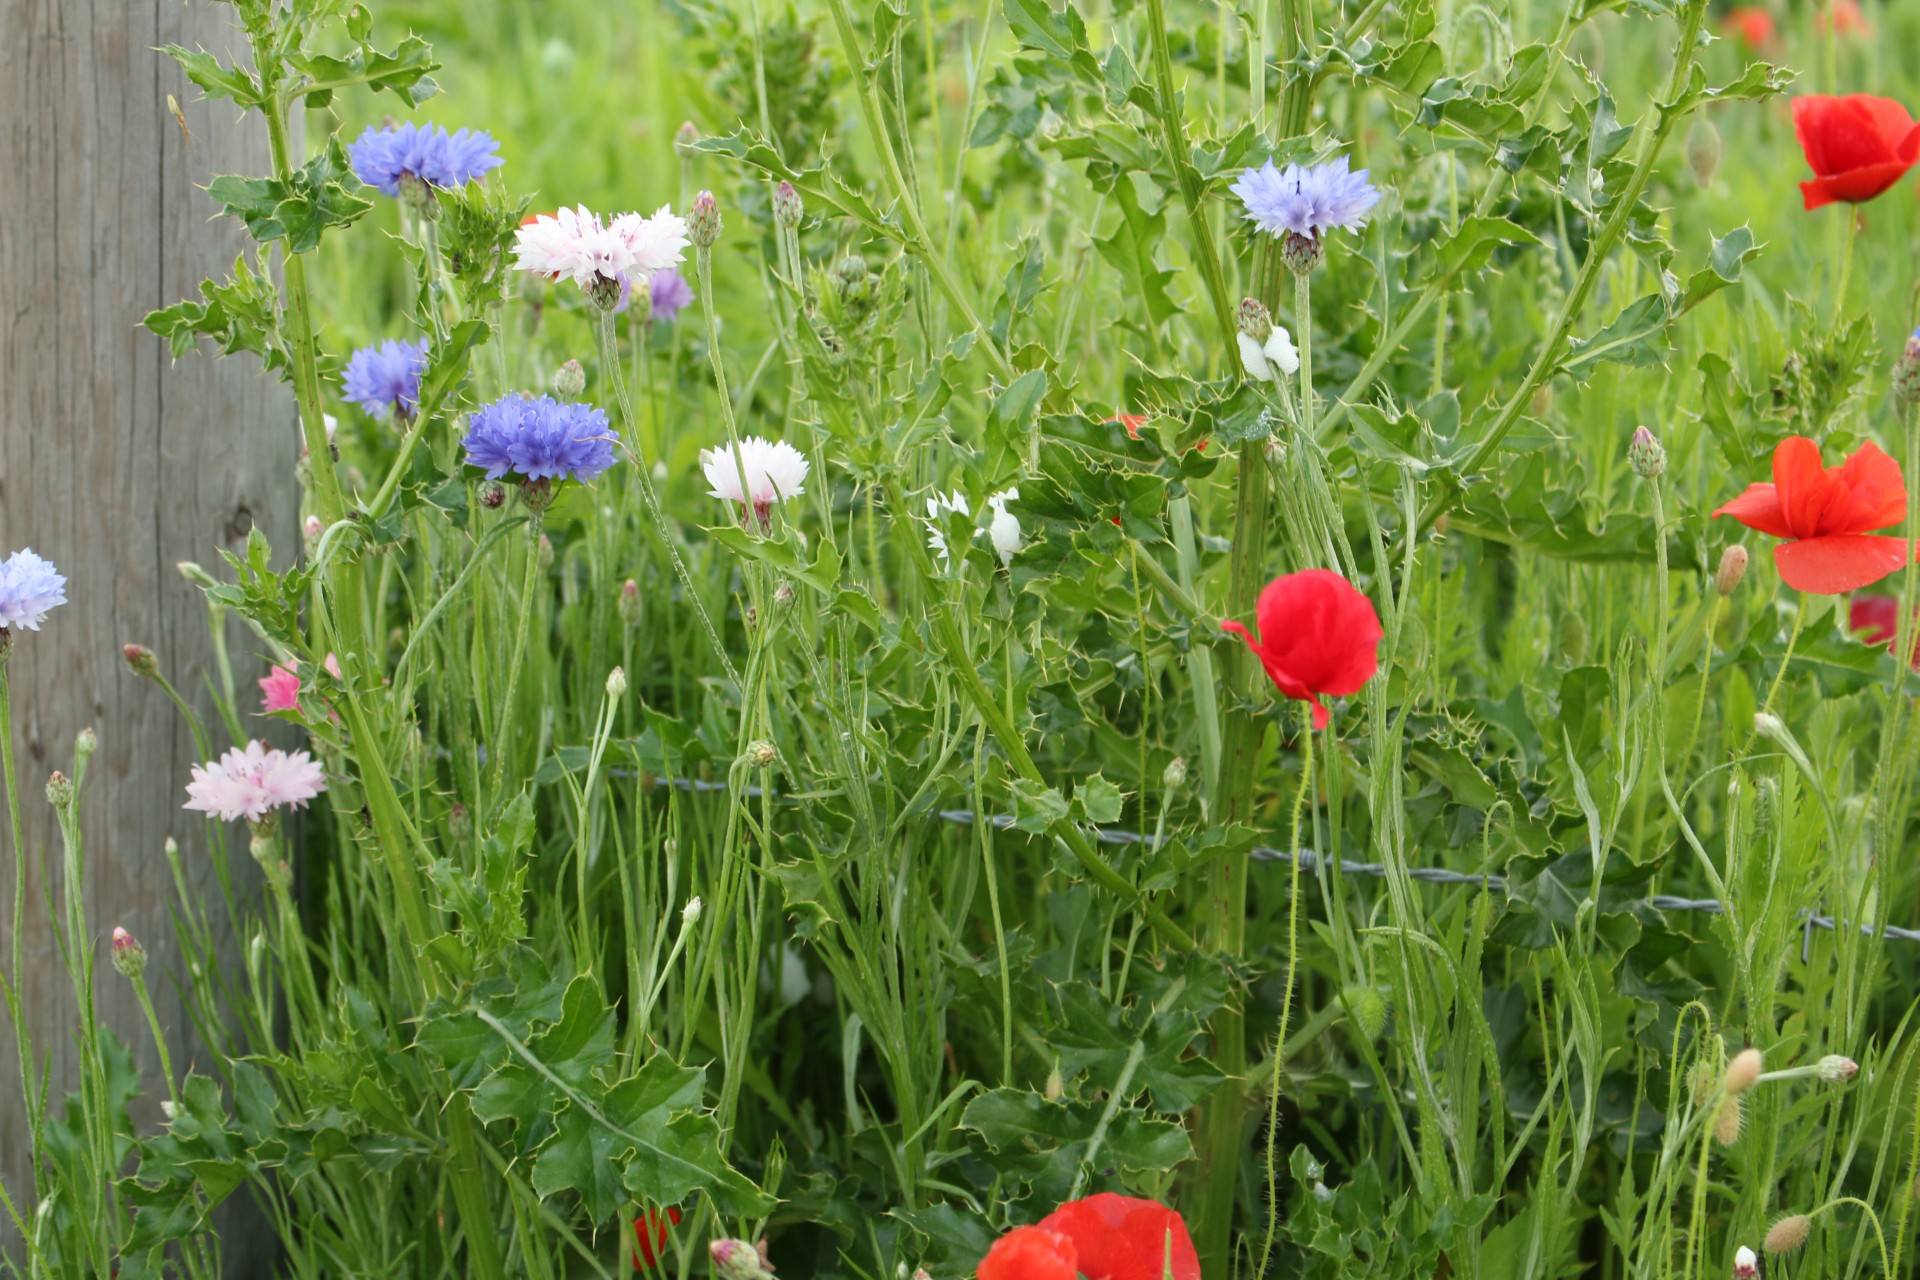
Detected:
left=983, top=487, right=1022, bottom=564
left=701, top=436, right=809, bottom=527
left=1238, top=326, right=1300, bottom=383
left=923, top=490, right=971, bottom=566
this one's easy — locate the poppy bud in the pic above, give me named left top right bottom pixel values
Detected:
left=743, top=740, right=776, bottom=768
left=1282, top=230, right=1324, bottom=275
left=1162, top=757, right=1187, bottom=790
left=1894, top=327, right=1920, bottom=406
left=111, top=927, right=147, bottom=979
left=1724, top=1047, right=1763, bottom=1094
left=45, top=771, right=72, bottom=808
left=1716, top=545, right=1749, bottom=596
left=1764, top=1215, right=1810, bottom=1254
left=1816, top=1053, right=1858, bottom=1082
left=123, top=644, right=159, bottom=680
left=551, top=359, right=586, bottom=399
left=773, top=180, right=804, bottom=229
left=607, top=667, right=627, bottom=699
left=1714, top=1094, right=1743, bottom=1145
left=1628, top=426, right=1666, bottom=480
left=618, top=578, right=643, bottom=626
left=1237, top=298, right=1274, bottom=345
left=1733, top=1245, right=1759, bottom=1278
left=689, top=190, right=722, bottom=249
left=1686, top=117, right=1723, bottom=187
left=674, top=120, right=701, bottom=155
left=480, top=480, right=507, bottom=510
left=1341, top=985, right=1388, bottom=1041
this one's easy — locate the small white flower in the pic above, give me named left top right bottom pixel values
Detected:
left=1238, top=326, right=1301, bottom=383
left=923, top=490, right=971, bottom=565
left=1733, top=1246, right=1758, bottom=1278
left=983, top=487, right=1022, bottom=564
left=701, top=436, right=809, bottom=526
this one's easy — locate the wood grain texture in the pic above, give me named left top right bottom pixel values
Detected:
left=0, top=0, right=292, bottom=1269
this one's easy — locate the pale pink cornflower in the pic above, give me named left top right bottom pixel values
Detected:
left=183, top=741, right=327, bottom=823
left=259, top=665, right=301, bottom=713
left=700, top=437, right=809, bottom=527
left=513, top=205, right=689, bottom=298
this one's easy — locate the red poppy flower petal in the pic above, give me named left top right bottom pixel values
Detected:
left=1803, top=160, right=1916, bottom=207
left=1039, top=1195, right=1200, bottom=1280
left=1774, top=534, right=1908, bottom=594
left=1768, top=436, right=1832, bottom=536
left=1712, top=483, right=1793, bottom=536
left=1854, top=96, right=1919, bottom=154
left=1830, top=440, right=1908, bottom=532
left=978, top=1227, right=1078, bottom=1280
left=1851, top=593, right=1901, bottom=644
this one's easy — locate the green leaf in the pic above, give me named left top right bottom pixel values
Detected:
left=161, top=46, right=263, bottom=106
left=1677, top=225, right=1760, bottom=313
left=1559, top=293, right=1670, bottom=380
left=207, top=136, right=374, bottom=253
left=1419, top=216, right=1543, bottom=284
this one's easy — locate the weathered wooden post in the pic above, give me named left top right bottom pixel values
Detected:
left=0, top=0, right=290, bottom=1268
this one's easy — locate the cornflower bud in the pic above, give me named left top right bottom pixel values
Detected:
left=399, top=172, right=440, bottom=222
left=773, top=180, right=803, bottom=229
left=1282, top=230, right=1325, bottom=275
left=1716, top=545, right=1749, bottom=596
left=683, top=896, right=703, bottom=925
left=587, top=274, right=624, bottom=313
left=1816, top=1053, right=1858, bottom=1083
left=607, top=666, right=628, bottom=699
left=773, top=582, right=796, bottom=610
left=551, top=359, right=586, bottom=399
left=709, top=1239, right=770, bottom=1280
left=45, top=772, right=72, bottom=808
left=1237, top=297, right=1274, bottom=344
left=124, top=644, right=162, bottom=681
left=519, top=478, right=555, bottom=516
left=1162, top=757, right=1187, bottom=790
left=479, top=480, right=507, bottom=510
left=618, top=578, right=643, bottom=627
left=1724, top=1047, right=1763, bottom=1094
left=1628, top=426, right=1666, bottom=480
left=688, top=191, right=721, bottom=250
left=1763, top=1215, right=1810, bottom=1255
left=110, top=927, right=147, bottom=979
left=1894, top=327, right=1920, bottom=406
left=674, top=121, right=701, bottom=155
left=75, top=727, right=97, bottom=762
left=1687, top=116, right=1723, bottom=187
left=743, top=740, right=776, bottom=768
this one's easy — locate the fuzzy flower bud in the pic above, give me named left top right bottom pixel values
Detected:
left=618, top=578, right=643, bottom=627
left=688, top=190, right=721, bottom=250
left=479, top=480, right=508, bottom=510
left=1715, top=545, right=1749, bottom=596
left=1237, top=298, right=1274, bottom=344
left=606, top=666, right=628, bottom=699
left=1752, top=713, right=1787, bottom=744
left=1895, top=327, right=1920, bottom=406
left=1764, top=1215, right=1810, bottom=1255
left=683, top=896, right=703, bottom=925
left=111, top=927, right=148, bottom=979
left=1733, top=1245, right=1759, bottom=1278
left=743, top=740, right=776, bottom=768
left=1628, top=426, right=1666, bottom=480
left=1162, top=757, right=1187, bottom=790
left=45, top=771, right=72, bottom=808
left=773, top=180, right=803, bottom=229
left=551, top=359, right=586, bottom=399
left=1713, top=1094, right=1743, bottom=1146
left=674, top=121, right=700, bottom=155
left=1342, top=985, right=1389, bottom=1041
left=123, top=644, right=159, bottom=680
left=1724, top=1047, right=1763, bottom=1094
left=709, top=1239, right=771, bottom=1280
left=1687, top=117, right=1723, bottom=187
left=1816, top=1053, right=1858, bottom=1083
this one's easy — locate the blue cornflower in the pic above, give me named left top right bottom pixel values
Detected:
left=463, top=395, right=620, bottom=484
left=0, top=548, right=67, bottom=634
left=342, top=339, right=428, bottom=418
left=1232, top=156, right=1381, bottom=240
left=348, top=123, right=504, bottom=198
left=649, top=269, right=695, bottom=323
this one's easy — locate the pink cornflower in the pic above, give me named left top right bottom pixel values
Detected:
left=184, top=741, right=327, bottom=823
left=259, top=665, right=301, bottom=713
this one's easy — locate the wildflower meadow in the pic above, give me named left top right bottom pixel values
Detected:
left=5, top=0, right=1920, bottom=1275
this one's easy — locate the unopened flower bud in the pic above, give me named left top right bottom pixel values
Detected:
left=773, top=180, right=803, bottom=229
left=689, top=191, right=721, bottom=249
left=1816, top=1053, right=1858, bottom=1083
left=1558, top=610, right=1589, bottom=665
left=45, top=772, right=72, bottom=808
left=177, top=561, right=217, bottom=588
left=1162, top=757, right=1187, bottom=790
left=1764, top=1215, right=1810, bottom=1254
left=479, top=480, right=507, bottom=510
left=1894, top=327, right=1920, bottom=406
left=1724, top=1047, right=1763, bottom=1094
left=618, top=578, right=643, bottom=626
left=674, top=121, right=701, bottom=155
left=123, top=644, right=159, bottom=679
left=710, top=1239, right=770, bottom=1280
left=304, top=515, right=325, bottom=543
left=587, top=274, right=624, bottom=312
left=1237, top=298, right=1274, bottom=344
left=683, top=896, right=703, bottom=925
left=1341, top=985, right=1389, bottom=1041
left=1714, top=1094, right=1743, bottom=1145
left=1628, top=426, right=1666, bottom=480
left=743, top=740, right=776, bottom=768
left=519, top=478, right=555, bottom=516
left=1686, top=116, right=1723, bottom=187
left=75, top=727, right=97, bottom=761
left=111, top=927, right=147, bottom=979
left=398, top=172, right=440, bottom=222
left=1733, top=1245, right=1759, bottom=1278
left=773, top=581, right=796, bottom=610
left=1753, top=713, right=1786, bottom=743
left=606, top=666, right=627, bottom=699
left=551, top=359, right=586, bottom=399
left=1715, top=545, right=1749, bottom=596
left=1282, top=230, right=1325, bottom=275
left=448, top=802, right=472, bottom=841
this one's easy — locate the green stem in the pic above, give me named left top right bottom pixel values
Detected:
left=491, top=519, right=542, bottom=801
left=1144, top=0, right=1238, bottom=348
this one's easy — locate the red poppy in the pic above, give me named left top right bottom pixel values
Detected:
left=634, top=1207, right=683, bottom=1270
left=1713, top=436, right=1909, bottom=594
left=1720, top=5, right=1777, bottom=50
left=1039, top=1194, right=1199, bottom=1280
left=978, top=1226, right=1079, bottom=1280
left=1850, top=593, right=1920, bottom=665
left=1791, top=95, right=1920, bottom=210
left=1221, top=569, right=1383, bottom=730
left=1816, top=0, right=1871, bottom=35
left=1109, top=414, right=1149, bottom=440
